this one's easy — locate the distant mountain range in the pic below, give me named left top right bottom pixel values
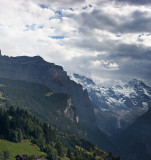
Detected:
left=72, top=73, right=151, bottom=135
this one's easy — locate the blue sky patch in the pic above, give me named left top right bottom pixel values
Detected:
left=138, top=33, right=144, bottom=38
left=38, top=25, right=44, bottom=29
left=82, top=6, right=88, bottom=10
left=49, top=36, right=65, bottom=39
left=116, top=35, right=121, bottom=37
left=69, top=8, right=74, bottom=11
left=39, top=4, right=48, bottom=9
left=55, top=10, right=63, bottom=17
left=25, top=24, right=36, bottom=31
left=82, top=5, right=92, bottom=10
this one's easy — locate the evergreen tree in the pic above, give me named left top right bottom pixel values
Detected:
left=66, top=148, right=71, bottom=159
left=3, top=150, right=10, bottom=160
left=17, top=129, right=23, bottom=142
left=46, top=146, right=58, bottom=160
left=0, top=152, right=3, bottom=160
left=55, top=142, right=64, bottom=157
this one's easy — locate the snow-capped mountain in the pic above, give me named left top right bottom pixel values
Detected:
left=71, top=74, right=151, bottom=136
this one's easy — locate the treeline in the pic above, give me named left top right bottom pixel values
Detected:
left=0, top=107, right=120, bottom=160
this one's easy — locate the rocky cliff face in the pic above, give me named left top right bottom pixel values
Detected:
left=64, top=98, right=79, bottom=123
left=0, top=54, right=114, bottom=151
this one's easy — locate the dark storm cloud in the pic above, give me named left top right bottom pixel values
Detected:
left=94, top=43, right=151, bottom=83
left=119, top=10, right=151, bottom=33
left=74, top=9, right=117, bottom=32
left=105, top=44, right=151, bottom=60
left=112, top=0, right=151, bottom=5
left=73, top=9, right=151, bottom=34
left=73, top=37, right=104, bottom=52
left=115, top=58, right=151, bottom=84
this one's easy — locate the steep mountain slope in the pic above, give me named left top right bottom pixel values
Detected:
left=0, top=54, right=114, bottom=152
left=72, top=74, right=151, bottom=135
left=112, top=109, right=151, bottom=160
left=0, top=78, right=82, bottom=136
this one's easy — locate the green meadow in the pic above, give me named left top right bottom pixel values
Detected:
left=0, top=139, right=46, bottom=160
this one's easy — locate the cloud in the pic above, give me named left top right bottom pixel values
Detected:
left=73, top=8, right=151, bottom=34
left=0, top=0, right=151, bottom=86
left=96, top=0, right=151, bottom=6
left=90, top=60, right=119, bottom=70
left=33, top=0, right=87, bottom=8
left=112, top=0, right=151, bottom=5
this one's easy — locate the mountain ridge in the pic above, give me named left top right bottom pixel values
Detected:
left=0, top=54, right=115, bottom=152
left=72, top=73, right=151, bottom=136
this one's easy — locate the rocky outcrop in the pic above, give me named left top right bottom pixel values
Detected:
left=0, top=54, right=114, bottom=151
left=0, top=77, right=83, bottom=137
left=64, top=98, right=79, bottom=123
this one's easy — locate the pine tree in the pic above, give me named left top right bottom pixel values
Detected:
left=67, top=148, right=71, bottom=159
left=55, top=142, right=64, bottom=157
left=3, top=150, right=10, bottom=160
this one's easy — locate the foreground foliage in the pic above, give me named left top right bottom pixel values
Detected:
left=0, top=108, right=120, bottom=160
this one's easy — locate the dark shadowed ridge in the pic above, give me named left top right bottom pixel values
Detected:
left=112, top=109, right=151, bottom=160
left=0, top=54, right=116, bottom=152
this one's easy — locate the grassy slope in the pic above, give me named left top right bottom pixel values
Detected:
left=0, top=139, right=46, bottom=160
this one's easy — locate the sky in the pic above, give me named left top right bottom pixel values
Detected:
left=0, top=0, right=151, bottom=86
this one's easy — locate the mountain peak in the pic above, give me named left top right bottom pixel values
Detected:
left=126, top=79, right=145, bottom=88
left=73, top=73, right=95, bottom=86
left=129, top=79, right=142, bottom=84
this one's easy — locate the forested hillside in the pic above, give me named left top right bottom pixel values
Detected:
left=0, top=78, right=83, bottom=137
left=0, top=107, right=120, bottom=160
